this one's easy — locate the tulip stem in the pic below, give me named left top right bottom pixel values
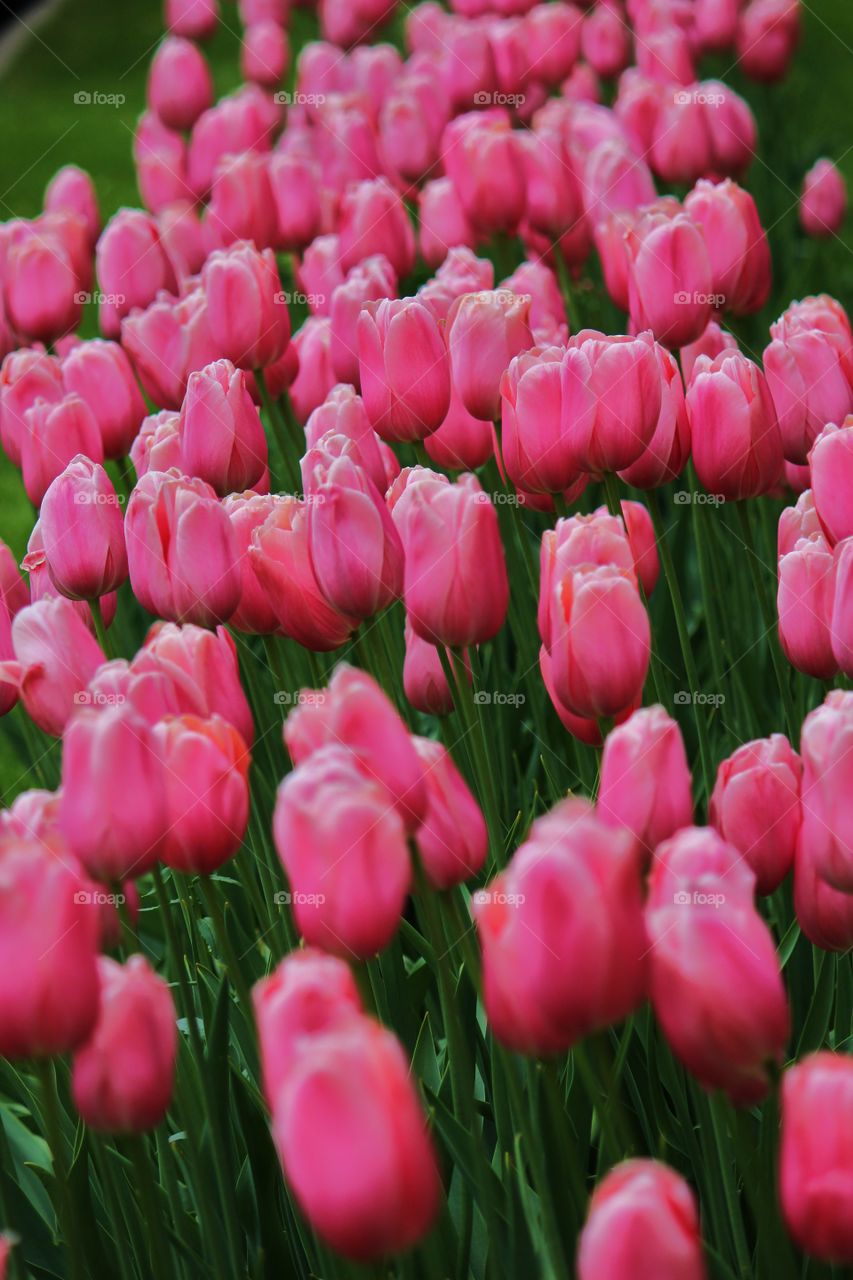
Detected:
left=256, top=369, right=298, bottom=492
left=646, top=489, right=714, bottom=799
left=127, top=1136, right=174, bottom=1280
left=734, top=501, right=798, bottom=742
left=553, top=244, right=578, bottom=333
left=197, top=876, right=255, bottom=1021
left=34, top=1058, right=84, bottom=1280
left=89, top=596, right=111, bottom=658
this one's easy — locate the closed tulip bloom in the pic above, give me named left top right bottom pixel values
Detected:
left=831, top=537, right=853, bottom=675
left=72, top=956, right=176, bottom=1133
left=271, top=1016, right=440, bottom=1260
left=781, top=1053, right=853, bottom=1263
left=794, top=834, right=853, bottom=953
left=442, top=113, right=527, bottom=237
left=297, top=235, right=344, bottom=319
left=418, top=178, right=478, bottom=269
left=538, top=508, right=636, bottom=646
left=764, top=310, right=853, bottom=465
left=800, top=158, right=846, bottom=238
left=126, top=470, right=241, bottom=627
left=273, top=745, right=411, bottom=958
left=0, top=838, right=100, bottom=1058
left=411, top=735, right=487, bottom=888
left=424, top=382, right=495, bottom=471
left=305, top=453, right=403, bottom=620
left=418, top=247, right=496, bottom=323
left=650, top=97, right=713, bottom=188
left=329, top=255, right=398, bottom=389
left=59, top=704, right=167, bottom=881
left=155, top=197, right=209, bottom=284
left=709, top=735, right=802, bottom=894
left=779, top=489, right=822, bottom=557
left=396, top=472, right=509, bottom=648
left=737, top=0, right=800, bottom=81
left=799, top=691, right=853, bottom=892
left=681, top=320, right=740, bottom=386
left=379, top=69, right=448, bottom=186
left=810, top=419, right=853, bottom=545
left=304, top=385, right=388, bottom=493
left=475, top=797, right=648, bottom=1054
left=0, top=347, right=63, bottom=466
left=581, top=138, right=657, bottom=229
left=44, top=165, right=100, bottom=248
left=148, top=37, right=213, bottom=131
left=703, top=79, right=757, bottom=177
left=222, top=492, right=281, bottom=634
left=501, top=261, right=567, bottom=348
left=7, top=598, right=104, bottom=736
left=137, top=622, right=253, bottom=744
left=598, top=705, right=693, bottom=858
left=619, top=344, right=690, bottom=488
left=131, top=410, right=183, bottom=477
left=3, top=234, right=82, bottom=343
left=202, top=242, right=290, bottom=370
left=500, top=347, right=588, bottom=496
left=358, top=297, right=451, bottom=443
left=687, top=351, right=783, bottom=499
left=242, top=21, right=289, bottom=86
left=337, top=178, right=415, bottom=280
left=253, top=949, right=364, bottom=1109
left=284, top=664, right=427, bottom=829
left=95, top=209, right=176, bottom=338
left=206, top=151, right=278, bottom=252
left=268, top=152, right=322, bottom=253
left=627, top=209, right=714, bottom=350
left=165, top=0, right=219, bottom=38
left=447, top=289, right=532, bottom=423
left=39, top=456, right=128, bottom=599
left=581, top=1, right=631, bottom=77
left=250, top=496, right=357, bottom=650
left=21, top=393, right=104, bottom=508
left=180, top=359, right=267, bottom=495
left=0, top=539, right=27, bottom=617
left=577, top=1159, right=707, bottom=1280
left=403, top=617, right=454, bottom=716
left=646, top=826, right=789, bottom=1104
left=61, top=338, right=147, bottom=459
left=153, top=714, right=250, bottom=874
left=134, top=122, right=192, bottom=214
left=684, top=178, right=771, bottom=316
left=565, top=329, right=662, bottom=473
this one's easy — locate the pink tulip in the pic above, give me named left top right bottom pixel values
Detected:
left=794, top=833, right=853, bottom=953
left=253, top=949, right=363, bottom=1108
left=358, top=297, right=451, bottom=443
left=273, top=745, right=411, bottom=958
left=581, top=138, right=656, bottom=229
left=337, top=178, right=415, bottom=280
left=304, top=384, right=388, bottom=493
left=686, top=350, right=783, bottom=499
left=683, top=178, right=771, bottom=316
left=646, top=826, right=789, bottom=1104
left=20, top=393, right=104, bottom=507
left=271, top=1014, right=440, bottom=1260
left=379, top=69, right=448, bottom=186
left=201, top=242, right=290, bottom=370
left=154, top=714, right=250, bottom=874
left=395, top=471, right=509, bottom=648
left=709, top=735, right=802, bottom=894
left=418, top=178, right=477, bottom=269
left=125, top=469, right=241, bottom=627
left=539, top=508, right=636, bottom=645
left=799, top=691, right=853, bottom=892
left=5, top=597, right=103, bottom=736
left=304, top=453, right=403, bottom=620
left=577, top=1159, right=707, bottom=1280
left=765, top=304, right=853, bottom=465
left=778, top=489, right=822, bottom=557
left=242, top=22, right=290, bottom=87
left=148, top=36, right=213, bottom=131
left=736, top=0, right=800, bottom=83
left=135, top=116, right=192, bottom=212
left=62, top=338, right=147, bottom=459
left=447, top=289, right=532, bottom=423
left=59, top=704, right=167, bottom=881
left=180, top=359, right=268, bottom=495
left=680, top=320, right=739, bottom=385
left=329, top=255, right=398, bottom=389
left=581, top=1, right=631, bottom=77
left=442, top=112, right=527, bottom=237
left=137, top=621, right=253, bottom=744
left=0, top=539, right=27, bottom=617
left=500, top=346, right=586, bottom=495
left=249, top=495, right=357, bottom=650
left=800, top=158, right=846, bottom=238
left=650, top=96, right=713, bottom=187
left=403, top=617, right=454, bottom=716
left=131, top=410, right=183, bottom=477
left=597, top=705, right=693, bottom=858
left=187, top=90, right=275, bottom=199
left=44, top=165, right=100, bottom=248
left=475, top=797, right=648, bottom=1054
left=165, top=0, right=219, bottom=38
left=418, top=246, right=495, bottom=322
left=0, top=838, right=100, bottom=1057
left=411, top=735, right=487, bottom=888
left=626, top=208, right=715, bottom=350
left=73, top=956, right=176, bottom=1133
left=703, top=80, right=757, bottom=177
left=122, top=284, right=219, bottom=411
left=780, top=1052, right=853, bottom=1263
left=222, top=492, right=281, bottom=634
left=564, top=329, right=663, bottom=474
left=810, top=418, right=853, bottom=545
left=283, top=663, right=428, bottom=829
left=206, top=151, right=278, bottom=251
left=39, top=456, right=128, bottom=600
left=95, top=208, right=176, bottom=338
left=0, top=347, right=63, bottom=466
left=268, top=152, right=323, bottom=253
left=3, top=232, right=82, bottom=343
left=619, top=344, right=690, bottom=488
left=424, top=382, right=494, bottom=471
left=321, top=0, right=397, bottom=47
left=830, top=536, right=853, bottom=676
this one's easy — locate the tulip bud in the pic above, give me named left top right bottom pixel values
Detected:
left=627, top=208, right=715, bottom=350
left=581, top=2, right=630, bottom=78
left=358, top=297, right=451, bottom=443
left=137, top=621, right=253, bottom=744
left=148, top=36, right=213, bottom=131
left=329, top=256, right=398, bottom=390
left=201, top=242, right=290, bottom=370
left=684, top=178, right=771, bottom=316
left=709, top=734, right=802, bottom=894
left=0, top=347, right=63, bottom=466
left=799, top=691, right=853, bottom=892
left=442, top=112, right=527, bottom=237
left=273, top=745, right=411, bottom=958
left=686, top=351, right=783, bottom=499
left=180, top=359, right=268, bottom=495
left=242, top=21, right=290, bottom=87
left=165, top=0, right=219, bottom=39
left=8, top=598, right=104, bottom=736
left=777, top=536, right=837, bottom=679
left=72, top=956, right=176, bottom=1133
left=646, top=826, right=789, bottom=1104
left=20, top=392, right=104, bottom=508
left=475, top=797, right=648, bottom=1054
left=810, top=418, right=853, bottom=546
left=0, top=837, right=100, bottom=1057
left=95, top=208, right=176, bottom=338
left=126, top=470, right=241, bottom=627
left=800, top=158, right=846, bottom=238
left=794, top=834, right=853, bottom=953
left=222, top=492, right=281, bottom=634
left=268, top=151, right=322, bottom=253
left=39, top=456, right=128, bottom=600
left=411, top=735, right=487, bottom=889
left=597, top=705, right=693, bottom=858
left=764, top=306, right=853, bottom=465
left=447, top=289, right=532, bottom=423
left=154, top=714, right=250, bottom=874
left=500, top=347, right=588, bottom=496
left=3, top=233, right=82, bottom=343
left=44, top=165, right=100, bottom=248
left=61, top=338, right=147, bottom=459
left=780, top=1053, right=853, bottom=1263
left=418, top=177, right=477, bottom=269
left=736, top=0, right=800, bottom=83
left=578, top=1159, right=707, bottom=1280
left=403, top=617, right=454, bottom=716
left=338, top=178, right=415, bottom=279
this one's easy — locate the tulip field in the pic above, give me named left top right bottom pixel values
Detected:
left=2, top=0, right=853, bottom=1277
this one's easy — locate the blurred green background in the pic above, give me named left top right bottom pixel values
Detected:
left=0, top=0, right=851, bottom=798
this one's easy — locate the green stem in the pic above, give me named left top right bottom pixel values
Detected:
left=34, top=1059, right=84, bottom=1280
left=89, top=596, right=111, bottom=658
left=127, top=1136, right=174, bottom=1280
left=256, top=368, right=298, bottom=491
